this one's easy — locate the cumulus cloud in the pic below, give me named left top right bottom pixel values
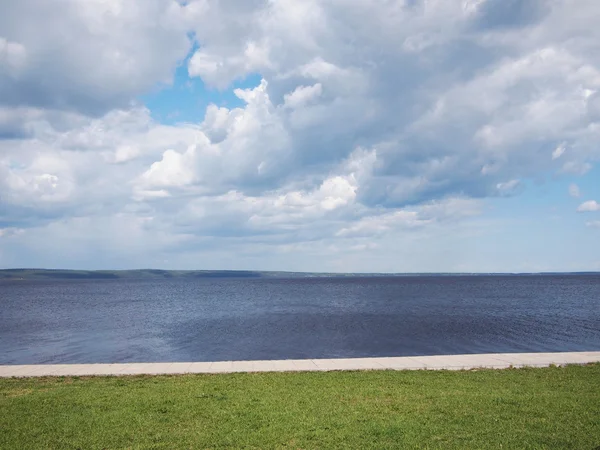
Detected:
left=283, top=83, right=323, bottom=109
left=134, top=80, right=294, bottom=198
left=194, top=0, right=600, bottom=206
left=0, top=0, right=197, bottom=115
left=112, top=145, right=142, bottom=164
left=1, top=0, right=600, bottom=270
left=577, top=200, right=600, bottom=212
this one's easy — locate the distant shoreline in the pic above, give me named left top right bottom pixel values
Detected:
left=1, top=268, right=599, bottom=281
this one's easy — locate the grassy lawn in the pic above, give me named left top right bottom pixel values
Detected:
left=1, top=364, right=599, bottom=449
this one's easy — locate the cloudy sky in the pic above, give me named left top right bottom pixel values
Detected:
left=1, top=0, right=599, bottom=273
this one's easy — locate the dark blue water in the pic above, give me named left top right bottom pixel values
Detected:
left=1, top=275, right=599, bottom=364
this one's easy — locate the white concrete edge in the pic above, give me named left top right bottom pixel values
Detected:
left=0, top=351, right=598, bottom=378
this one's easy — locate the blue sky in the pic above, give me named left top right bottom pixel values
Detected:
left=0, top=0, right=599, bottom=272
left=141, top=45, right=263, bottom=125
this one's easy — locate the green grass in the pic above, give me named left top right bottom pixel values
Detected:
left=1, top=365, right=599, bottom=449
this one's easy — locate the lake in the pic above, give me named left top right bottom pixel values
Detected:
left=1, top=275, right=599, bottom=364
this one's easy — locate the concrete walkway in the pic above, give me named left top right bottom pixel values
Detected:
left=1, top=351, right=598, bottom=378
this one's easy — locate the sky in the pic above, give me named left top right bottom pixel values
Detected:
left=0, top=0, right=599, bottom=273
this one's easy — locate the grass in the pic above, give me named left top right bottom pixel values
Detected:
left=1, top=365, right=599, bottom=449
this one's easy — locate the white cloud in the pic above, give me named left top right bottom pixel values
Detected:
left=112, top=145, right=141, bottom=164
left=139, top=148, right=197, bottom=190
left=336, top=197, right=481, bottom=238
left=283, top=83, right=322, bottom=109
left=1, top=0, right=600, bottom=270
left=577, top=200, right=600, bottom=212
left=133, top=80, right=294, bottom=197
left=569, top=183, right=580, bottom=198
left=561, top=161, right=592, bottom=175
left=552, top=143, right=566, bottom=160
left=496, top=179, right=521, bottom=196
left=586, top=220, right=600, bottom=228
left=1, top=154, right=74, bottom=206
left=188, top=41, right=272, bottom=89
left=0, top=0, right=195, bottom=115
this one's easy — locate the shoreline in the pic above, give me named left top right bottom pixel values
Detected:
left=2, top=351, right=599, bottom=377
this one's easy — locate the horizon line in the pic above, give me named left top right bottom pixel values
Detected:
left=1, top=268, right=599, bottom=276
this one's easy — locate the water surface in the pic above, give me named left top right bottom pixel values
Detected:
left=1, top=275, right=599, bottom=364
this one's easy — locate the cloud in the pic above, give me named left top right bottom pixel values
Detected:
left=0, top=37, right=27, bottom=75
left=577, top=200, right=600, bottom=213
left=0, top=0, right=196, bottom=115
left=496, top=179, right=522, bottom=196
left=569, top=183, right=580, bottom=198
left=561, top=161, right=593, bottom=175
left=587, top=220, right=600, bottom=228
left=112, top=145, right=142, bottom=164
left=133, top=80, right=295, bottom=198
left=188, top=0, right=600, bottom=207
left=283, top=83, right=323, bottom=109
left=1, top=0, right=600, bottom=270
left=336, top=197, right=482, bottom=238
left=552, top=143, right=566, bottom=160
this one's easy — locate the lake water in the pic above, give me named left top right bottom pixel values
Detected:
left=1, top=275, right=599, bottom=364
